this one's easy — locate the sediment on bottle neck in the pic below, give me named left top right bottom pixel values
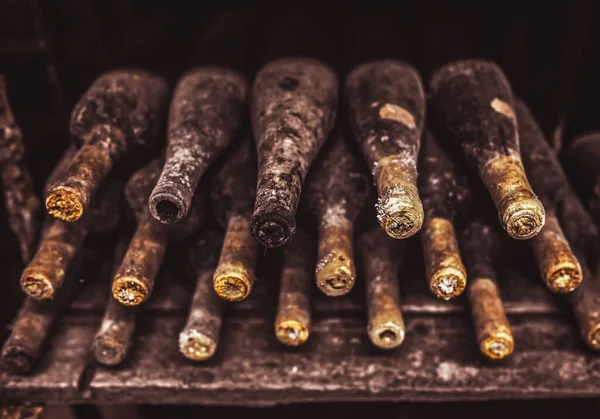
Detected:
left=213, top=212, right=258, bottom=302
left=111, top=215, right=168, bottom=306
left=482, top=153, right=545, bottom=239
left=374, top=155, right=423, bottom=239
left=467, top=277, right=514, bottom=360
left=20, top=219, right=88, bottom=300
left=45, top=143, right=114, bottom=222
left=276, top=232, right=313, bottom=346
left=421, top=217, right=467, bottom=300
left=530, top=212, right=582, bottom=293
left=316, top=208, right=355, bottom=297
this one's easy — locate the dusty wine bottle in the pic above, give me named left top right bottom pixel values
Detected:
left=2, top=247, right=101, bottom=373
left=517, top=100, right=582, bottom=293
left=179, top=226, right=225, bottom=361
left=558, top=187, right=600, bottom=350
left=528, top=214, right=582, bottom=293
left=418, top=130, right=470, bottom=299
left=460, top=215, right=514, bottom=360
left=275, top=229, right=314, bottom=346
left=94, top=298, right=137, bottom=366
left=429, top=60, right=545, bottom=239
left=250, top=16, right=338, bottom=248
left=0, top=298, right=58, bottom=373
left=20, top=178, right=122, bottom=300
left=45, top=69, right=169, bottom=222
left=346, top=66, right=425, bottom=239
left=559, top=186, right=600, bottom=272
left=148, top=12, right=249, bottom=224
left=564, top=132, right=600, bottom=222
left=358, top=227, right=405, bottom=349
left=0, top=75, right=40, bottom=262
left=211, top=138, right=259, bottom=302
left=93, top=236, right=136, bottom=366
left=20, top=220, right=87, bottom=300
left=345, top=19, right=426, bottom=240
left=303, top=128, right=370, bottom=296
left=45, top=146, right=123, bottom=236
left=112, top=158, right=206, bottom=306
left=566, top=260, right=600, bottom=350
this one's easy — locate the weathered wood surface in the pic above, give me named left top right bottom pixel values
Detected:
left=2, top=311, right=599, bottom=405
left=0, top=315, right=95, bottom=404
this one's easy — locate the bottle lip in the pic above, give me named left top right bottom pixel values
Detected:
left=369, top=322, right=406, bottom=349
left=213, top=270, right=253, bottom=303
left=148, top=191, right=187, bottom=225
left=501, top=195, right=546, bottom=240
left=45, top=186, right=86, bottom=223
left=179, top=329, right=217, bottom=361
left=430, top=267, right=467, bottom=300
left=21, top=272, right=56, bottom=300
left=93, top=334, right=128, bottom=366
left=112, top=276, right=150, bottom=307
left=481, top=333, right=514, bottom=360
left=251, top=211, right=295, bottom=248
left=275, top=320, right=310, bottom=346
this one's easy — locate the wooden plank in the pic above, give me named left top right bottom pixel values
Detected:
left=86, top=314, right=599, bottom=405
left=0, top=316, right=96, bottom=405
left=2, top=310, right=599, bottom=405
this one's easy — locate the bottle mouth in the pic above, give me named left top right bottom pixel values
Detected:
left=276, top=320, right=309, bottom=346
left=213, top=273, right=251, bottom=302
left=432, top=268, right=467, bottom=300
left=250, top=212, right=295, bottom=248
left=317, top=263, right=355, bottom=297
left=370, top=323, right=405, bottom=349
left=548, top=265, right=582, bottom=293
left=94, top=335, right=127, bottom=366
left=112, top=276, right=150, bottom=306
left=179, top=330, right=216, bottom=361
left=588, top=325, right=600, bottom=351
left=148, top=192, right=187, bottom=224
left=481, top=334, right=514, bottom=360
left=45, top=187, right=85, bottom=222
left=378, top=330, right=398, bottom=344
left=503, top=201, right=545, bottom=240
left=1, top=348, right=35, bottom=374
left=376, top=193, right=424, bottom=239
left=155, top=200, right=180, bottom=223
left=21, top=272, right=55, bottom=300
